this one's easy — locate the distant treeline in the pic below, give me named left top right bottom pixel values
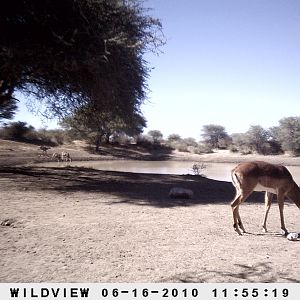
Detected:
left=140, top=116, right=300, bottom=156
left=1, top=116, right=300, bottom=156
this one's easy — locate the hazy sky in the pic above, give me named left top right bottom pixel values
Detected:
left=142, top=0, right=300, bottom=139
left=13, top=0, right=300, bottom=139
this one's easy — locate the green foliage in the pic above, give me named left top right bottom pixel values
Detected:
left=165, top=134, right=211, bottom=154
left=0, top=94, right=17, bottom=121
left=173, top=141, right=189, bottom=152
left=0, top=121, right=34, bottom=140
left=135, top=133, right=171, bottom=151
left=231, top=126, right=282, bottom=155
left=201, top=124, right=230, bottom=150
left=147, top=130, right=163, bottom=143
left=183, top=137, right=198, bottom=147
left=230, top=133, right=250, bottom=154
left=245, top=125, right=270, bottom=154
left=192, top=143, right=214, bottom=154
left=61, top=105, right=146, bottom=150
left=166, top=134, right=183, bottom=150
left=36, top=129, right=66, bottom=145
left=167, top=134, right=181, bottom=143
left=170, top=139, right=198, bottom=153
left=272, top=117, right=300, bottom=155
left=173, top=138, right=198, bottom=153
left=0, top=0, right=164, bottom=122
left=136, top=134, right=154, bottom=148
left=111, top=134, right=135, bottom=145
left=0, top=121, right=66, bottom=145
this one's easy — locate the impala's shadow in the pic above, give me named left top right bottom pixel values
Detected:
left=243, top=232, right=284, bottom=237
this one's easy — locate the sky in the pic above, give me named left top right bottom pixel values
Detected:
left=13, top=0, right=300, bottom=139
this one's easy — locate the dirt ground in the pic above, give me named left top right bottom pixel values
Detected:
left=1, top=139, right=300, bottom=282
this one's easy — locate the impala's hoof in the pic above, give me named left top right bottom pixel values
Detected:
left=234, top=229, right=243, bottom=236
left=233, top=224, right=242, bottom=235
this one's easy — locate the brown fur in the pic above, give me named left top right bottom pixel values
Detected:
left=231, top=161, right=300, bottom=235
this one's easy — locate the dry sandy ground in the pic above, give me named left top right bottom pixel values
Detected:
left=0, top=139, right=300, bottom=282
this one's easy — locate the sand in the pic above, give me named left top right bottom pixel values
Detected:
left=0, top=139, right=300, bottom=282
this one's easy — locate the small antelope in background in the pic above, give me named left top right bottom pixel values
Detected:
left=39, top=145, right=50, bottom=156
left=52, top=152, right=72, bottom=162
left=231, top=161, right=300, bottom=235
left=52, top=152, right=62, bottom=162
left=61, top=151, right=72, bottom=162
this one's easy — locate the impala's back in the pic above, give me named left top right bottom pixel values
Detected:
left=231, top=161, right=294, bottom=194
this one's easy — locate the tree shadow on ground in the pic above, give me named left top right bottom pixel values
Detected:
left=0, top=166, right=270, bottom=208
left=161, top=262, right=300, bottom=283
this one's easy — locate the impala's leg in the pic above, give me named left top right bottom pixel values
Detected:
left=231, top=192, right=242, bottom=235
left=262, top=192, right=273, bottom=232
left=237, top=206, right=246, bottom=233
left=277, top=192, right=288, bottom=235
left=231, top=190, right=250, bottom=235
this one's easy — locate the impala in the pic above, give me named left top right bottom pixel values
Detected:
left=52, top=152, right=62, bottom=162
left=61, top=151, right=72, bottom=162
left=231, top=161, right=300, bottom=235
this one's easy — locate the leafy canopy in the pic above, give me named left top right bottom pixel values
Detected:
left=0, top=0, right=164, bottom=120
left=201, top=124, right=230, bottom=149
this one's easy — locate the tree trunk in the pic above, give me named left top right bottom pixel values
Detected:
left=95, top=135, right=102, bottom=152
left=105, top=132, right=110, bottom=144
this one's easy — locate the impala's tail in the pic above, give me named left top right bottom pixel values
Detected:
left=231, top=169, right=243, bottom=207
left=231, top=169, right=241, bottom=190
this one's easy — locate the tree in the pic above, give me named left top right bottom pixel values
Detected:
left=0, top=121, right=34, bottom=140
left=231, top=125, right=282, bottom=155
left=0, top=0, right=164, bottom=121
left=0, top=94, right=17, bottom=121
left=61, top=105, right=146, bottom=150
left=245, top=125, right=270, bottom=154
left=231, top=133, right=250, bottom=153
left=201, top=124, right=230, bottom=149
left=273, top=117, right=300, bottom=155
left=147, top=130, right=163, bottom=143
left=183, top=137, right=198, bottom=147
left=167, top=134, right=181, bottom=143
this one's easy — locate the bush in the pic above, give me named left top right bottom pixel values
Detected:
left=272, top=117, right=300, bottom=155
left=193, top=144, right=214, bottom=154
left=175, top=141, right=189, bottom=152
left=111, top=134, right=134, bottom=145
left=0, top=122, right=68, bottom=146
left=167, top=134, right=181, bottom=143
left=228, top=144, right=239, bottom=153
left=147, top=130, right=163, bottom=144
left=136, top=134, right=154, bottom=148
left=0, top=121, right=34, bottom=140
left=191, top=163, right=207, bottom=176
left=201, top=124, right=230, bottom=149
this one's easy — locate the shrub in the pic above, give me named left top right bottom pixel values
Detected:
left=193, top=144, right=214, bottom=154
left=0, top=121, right=34, bottom=140
left=272, top=117, right=300, bottom=155
left=175, top=141, right=189, bottom=152
left=191, top=163, right=207, bottom=176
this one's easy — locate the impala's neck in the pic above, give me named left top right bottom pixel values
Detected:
left=287, top=182, right=300, bottom=208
